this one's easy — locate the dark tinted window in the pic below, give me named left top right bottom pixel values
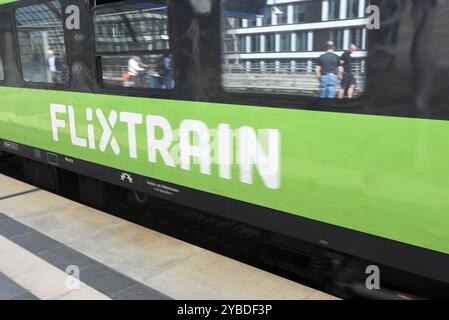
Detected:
left=294, top=3, right=305, bottom=23
left=94, top=1, right=174, bottom=90
left=296, top=32, right=308, bottom=51
left=370, top=0, right=449, bottom=118
left=222, top=0, right=368, bottom=98
left=328, top=0, right=340, bottom=20
left=0, top=57, right=4, bottom=81
left=94, top=2, right=169, bottom=53
left=347, top=0, right=360, bottom=18
left=15, top=1, right=68, bottom=84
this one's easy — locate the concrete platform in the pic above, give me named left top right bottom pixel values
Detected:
left=0, top=174, right=337, bottom=300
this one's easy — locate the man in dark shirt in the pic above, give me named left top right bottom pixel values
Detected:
left=338, top=43, right=358, bottom=99
left=315, top=41, right=340, bottom=98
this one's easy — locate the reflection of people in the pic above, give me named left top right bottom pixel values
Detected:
left=47, top=50, right=63, bottom=83
left=159, top=54, right=174, bottom=90
left=315, top=41, right=340, bottom=98
left=147, top=66, right=162, bottom=89
left=128, top=56, right=147, bottom=87
left=338, top=43, right=358, bottom=99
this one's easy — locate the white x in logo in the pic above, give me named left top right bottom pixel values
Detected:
left=96, top=109, right=120, bottom=155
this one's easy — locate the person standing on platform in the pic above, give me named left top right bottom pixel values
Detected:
left=315, top=41, right=340, bottom=99
left=339, top=43, right=358, bottom=99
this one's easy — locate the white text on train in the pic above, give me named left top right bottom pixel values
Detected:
left=50, top=104, right=281, bottom=190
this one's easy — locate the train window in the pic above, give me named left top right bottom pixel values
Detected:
left=15, top=1, right=68, bottom=84
left=0, top=56, right=4, bottom=81
left=222, top=0, right=368, bottom=99
left=93, top=1, right=174, bottom=90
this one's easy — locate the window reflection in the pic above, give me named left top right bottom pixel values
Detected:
left=101, top=54, right=174, bottom=89
left=222, top=0, right=368, bottom=98
left=15, top=1, right=68, bottom=84
left=0, top=57, right=4, bottom=81
left=94, top=1, right=174, bottom=90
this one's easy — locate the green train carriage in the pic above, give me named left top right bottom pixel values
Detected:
left=0, top=0, right=448, bottom=297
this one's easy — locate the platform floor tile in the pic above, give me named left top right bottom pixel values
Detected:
left=0, top=174, right=337, bottom=300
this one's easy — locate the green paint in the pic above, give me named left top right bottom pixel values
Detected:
left=1, top=86, right=449, bottom=255
left=0, top=0, right=18, bottom=5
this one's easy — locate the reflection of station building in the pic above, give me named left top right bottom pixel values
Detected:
left=93, top=2, right=170, bottom=86
left=223, top=0, right=368, bottom=86
left=15, top=2, right=67, bottom=83
left=94, top=2, right=169, bottom=53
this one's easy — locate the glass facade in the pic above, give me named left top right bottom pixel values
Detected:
left=350, top=28, right=365, bottom=49
left=276, top=5, right=288, bottom=25
left=294, top=3, right=305, bottom=23
left=280, top=33, right=291, bottom=52
left=296, top=32, right=308, bottom=51
left=251, top=35, right=261, bottom=53
left=347, top=0, right=360, bottom=18
left=265, top=34, right=276, bottom=52
left=328, top=0, right=339, bottom=20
